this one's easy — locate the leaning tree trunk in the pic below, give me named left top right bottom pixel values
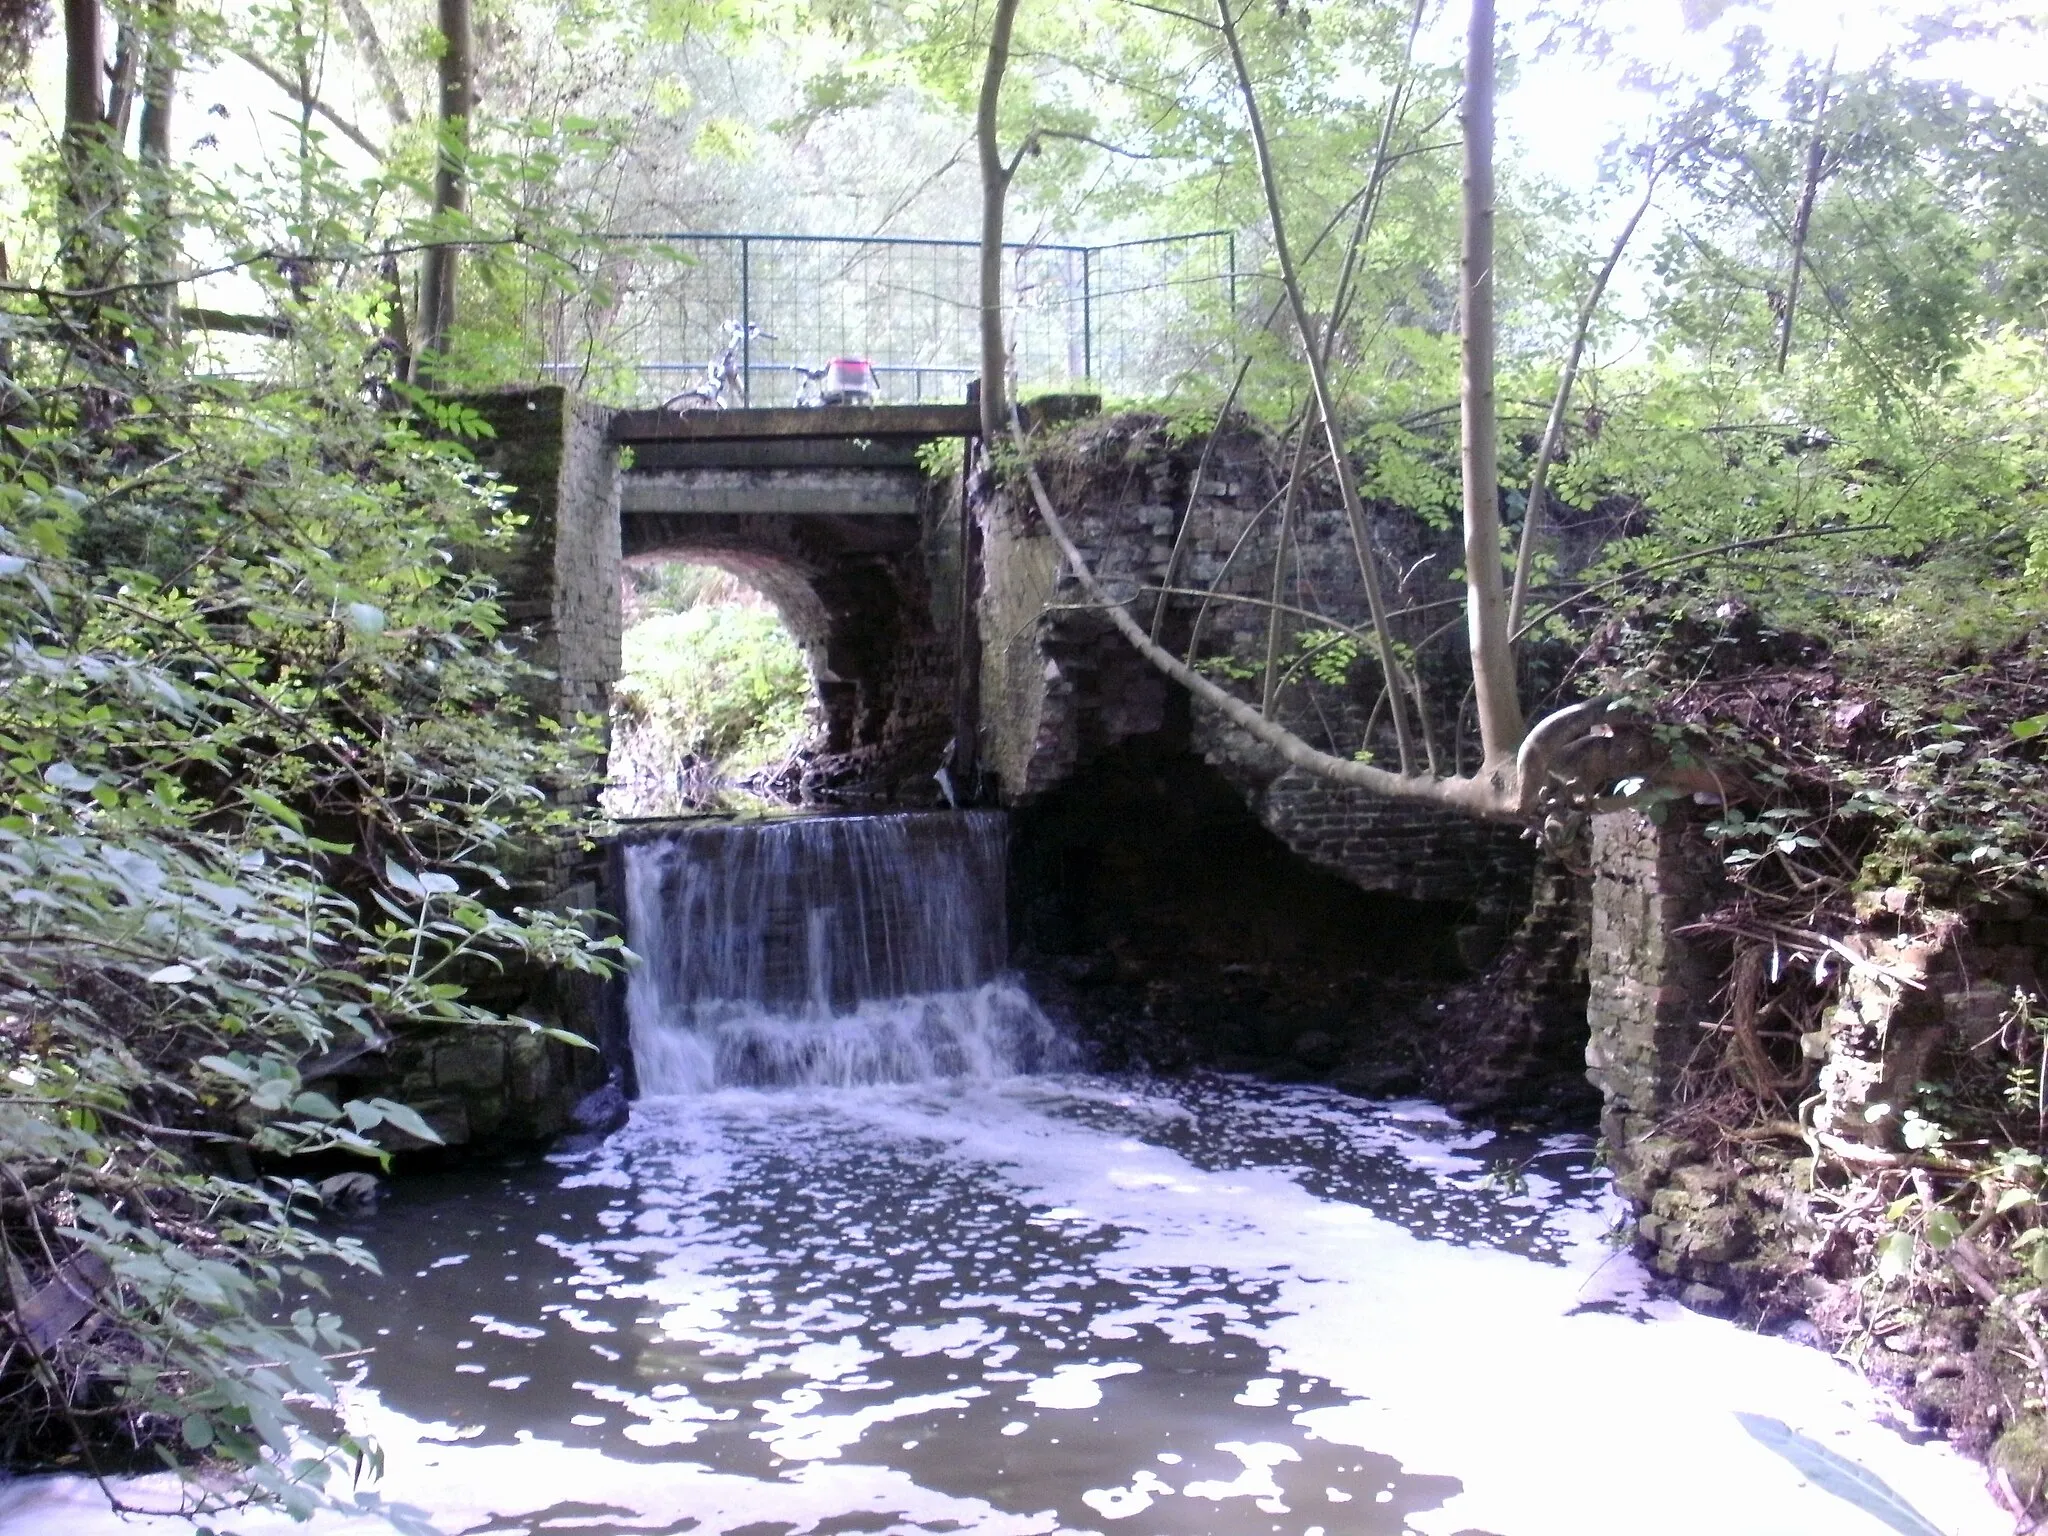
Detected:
left=417, top=0, right=472, bottom=374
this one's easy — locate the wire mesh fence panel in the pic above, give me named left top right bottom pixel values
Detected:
left=1086, top=233, right=1238, bottom=399
left=541, top=231, right=1239, bottom=409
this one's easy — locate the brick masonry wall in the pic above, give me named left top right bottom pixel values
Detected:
left=975, top=415, right=1531, bottom=910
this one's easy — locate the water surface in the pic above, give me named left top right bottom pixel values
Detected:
left=1, top=1073, right=2009, bottom=1536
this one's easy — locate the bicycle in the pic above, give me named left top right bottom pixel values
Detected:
left=663, top=321, right=773, bottom=411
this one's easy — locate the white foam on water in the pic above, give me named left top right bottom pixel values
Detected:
left=1016, top=1361, right=1144, bottom=1410
left=785, top=1081, right=2011, bottom=1536
left=1180, top=1439, right=1301, bottom=1504
left=0, top=1390, right=1082, bottom=1536
left=0, top=1077, right=2016, bottom=1536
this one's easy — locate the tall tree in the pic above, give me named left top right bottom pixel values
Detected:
left=61, top=0, right=105, bottom=292
left=418, top=0, right=473, bottom=371
left=1456, top=0, right=1520, bottom=777
left=135, top=0, right=179, bottom=339
left=975, top=0, right=1023, bottom=443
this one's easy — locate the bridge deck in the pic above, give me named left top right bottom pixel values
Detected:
left=610, top=404, right=979, bottom=445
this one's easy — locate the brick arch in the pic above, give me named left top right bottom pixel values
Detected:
left=621, top=512, right=957, bottom=803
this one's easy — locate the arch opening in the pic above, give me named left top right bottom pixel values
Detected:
left=603, top=558, right=821, bottom=818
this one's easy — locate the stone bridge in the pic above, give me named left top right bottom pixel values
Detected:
left=454, top=385, right=1725, bottom=1144
left=610, top=404, right=979, bottom=802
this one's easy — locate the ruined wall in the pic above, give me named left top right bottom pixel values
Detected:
left=975, top=412, right=1532, bottom=912
left=1583, top=803, right=2048, bottom=1380
left=1584, top=807, right=1730, bottom=1186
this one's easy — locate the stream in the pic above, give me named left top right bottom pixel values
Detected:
left=0, top=813, right=2015, bottom=1536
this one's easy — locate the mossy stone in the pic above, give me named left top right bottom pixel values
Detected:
left=1992, top=1413, right=2048, bottom=1509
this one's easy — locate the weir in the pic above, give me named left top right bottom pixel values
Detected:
left=621, top=810, right=1071, bottom=1092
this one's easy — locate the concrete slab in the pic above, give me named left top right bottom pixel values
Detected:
left=611, top=404, right=979, bottom=444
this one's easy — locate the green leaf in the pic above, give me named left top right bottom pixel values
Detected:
left=1735, top=1414, right=1945, bottom=1536
left=365, top=1098, right=442, bottom=1144
left=343, top=1100, right=385, bottom=1132
left=2013, top=715, right=2048, bottom=741
left=1876, top=1230, right=1917, bottom=1284
left=243, top=788, right=305, bottom=831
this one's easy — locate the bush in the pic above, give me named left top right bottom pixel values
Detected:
left=614, top=600, right=812, bottom=772
left=0, top=338, right=618, bottom=1513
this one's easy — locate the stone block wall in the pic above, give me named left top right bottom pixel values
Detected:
left=311, top=1026, right=593, bottom=1151
left=1584, top=807, right=1728, bottom=1185
left=461, top=387, right=623, bottom=752
left=313, top=387, right=622, bottom=1150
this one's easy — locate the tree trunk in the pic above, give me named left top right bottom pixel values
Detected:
left=1776, top=51, right=1834, bottom=374
left=975, top=0, right=1022, bottom=444
left=1457, top=0, right=1523, bottom=776
left=136, top=0, right=177, bottom=341
left=418, top=0, right=472, bottom=373
left=61, top=0, right=107, bottom=295
left=64, top=0, right=101, bottom=139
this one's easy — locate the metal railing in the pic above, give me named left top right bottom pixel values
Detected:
left=540, top=230, right=1238, bottom=407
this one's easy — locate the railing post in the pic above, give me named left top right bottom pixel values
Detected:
left=740, top=235, right=752, bottom=405
left=1226, top=231, right=1239, bottom=372
left=1081, top=246, right=1094, bottom=383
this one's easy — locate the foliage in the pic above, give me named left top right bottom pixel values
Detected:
left=615, top=588, right=811, bottom=774
left=0, top=299, right=618, bottom=1503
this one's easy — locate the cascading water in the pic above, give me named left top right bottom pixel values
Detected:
left=621, top=810, right=1072, bottom=1092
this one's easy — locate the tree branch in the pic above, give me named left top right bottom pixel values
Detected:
left=1153, top=355, right=1252, bottom=641
left=1218, top=0, right=1417, bottom=774
left=334, top=0, right=411, bottom=126
left=0, top=233, right=539, bottom=300
left=1117, top=0, right=1219, bottom=30
left=1028, top=127, right=1159, bottom=160
left=1506, top=158, right=1661, bottom=644
left=232, top=46, right=382, bottom=157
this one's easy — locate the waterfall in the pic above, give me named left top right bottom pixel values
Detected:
left=622, top=811, right=1071, bottom=1093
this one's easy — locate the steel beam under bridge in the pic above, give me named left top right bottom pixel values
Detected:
left=611, top=405, right=976, bottom=518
